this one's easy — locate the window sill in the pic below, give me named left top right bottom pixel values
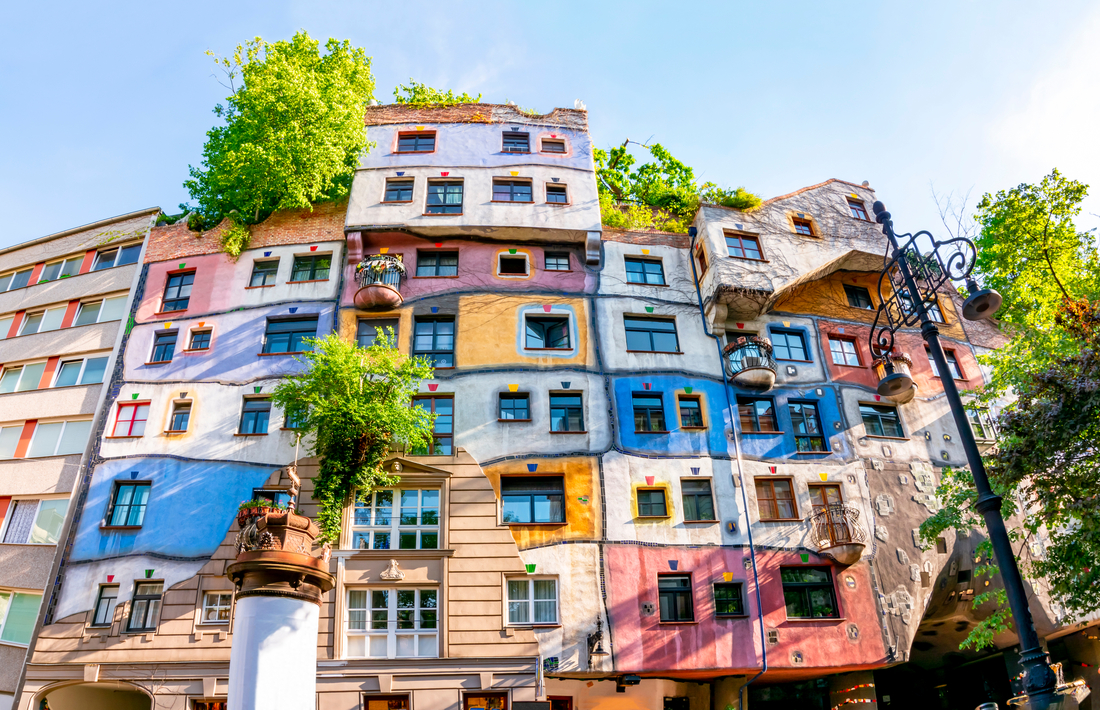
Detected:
left=635, top=430, right=671, bottom=435
left=279, top=427, right=306, bottom=432
left=684, top=519, right=719, bottom=524
left=524, top=347, right=573, bottom=352
left=625, top=350, right=683, bottom=355
left=163, top=430, right=188, bottom=435
left=381, top=200, right=414, bottom=204
left=154, top=310, right=187, bottom=317
left=286, top=279, right=330, bottom=285
left=507, top=522, right=566, bottom=527
left=233, top=433, right=268, bottom=437
left=411, top=275, right=461, bottom=279
left=497, top=273, right=531, bottom=279
left=626, top=281, right=669, bottom=288
left=865, top=434, right=910, bottom=441
left=833, top=363, right=868, bottom=370
left=716, top=614, right=750, bottom=619
left=501, top=150, right=532, bottom=155
left=490, top=200, right=535, bottom=205
left=783, top=617, right=846, bottom=623
left=244, top=284, right=275, bottom=290
left=549, top=430, right=587, bottom=435
left=342, top=548, right=455, bottom=558
left=729, top=256, right=770, bottom=263
left=794, top=451, right=833, bottom=455
left=775, top=358, right=813, bottom=364
left=197, top=621, right=230, bottom=626
left=181, top=348, right=210, bottom=354
left=144, top=361, right=172, bottom=366
left=545, top=202, right=572, bottom=207
left=931, top=376, right=969, bottom=383
left=760, top=518, right=803, bottom=523
left=509, top=623, right=562, bottom=629
left=105, top=435, right=143, bottom=439
left=422, top=212, right=465, bottom=217
left=742, top=431, right=786, bottom=435
left=636, top=515, right=672, bottom=520
left=257, top=351, right=307, bottom=357
left=657, top=620, right=698, bottom=626
left=100, top=525, right=142, bottom=531
left=679, top=426, right=707, bottom=431
left=393, top=150, right=435, bottom=155
left=544, top=269, right=573, bottom=273
left=498, top=419, right=533, bottom=423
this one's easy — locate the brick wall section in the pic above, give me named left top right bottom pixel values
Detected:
left=363, top=103, right=587, bottom=130
left=143, top=200, right=349, bottom=264
left=602, top=228, right=691, bottom=249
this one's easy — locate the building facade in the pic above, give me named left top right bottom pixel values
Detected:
left=0, top=209, right=157, bottom=710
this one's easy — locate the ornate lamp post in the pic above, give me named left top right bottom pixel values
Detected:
left=867, top=201, right=1057, bottom=709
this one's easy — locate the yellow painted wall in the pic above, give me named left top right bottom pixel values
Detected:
left=456, top=294, right=594, bottom=367
left=483, top=456, right=600, bottom=549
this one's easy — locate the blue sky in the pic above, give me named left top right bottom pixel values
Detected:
left=2, top=1, right=1098, bottom=251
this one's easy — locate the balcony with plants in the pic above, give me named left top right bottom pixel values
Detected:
left=723, top=335, right=777, bottom=389
left=353, top=255, right=406, bottom=310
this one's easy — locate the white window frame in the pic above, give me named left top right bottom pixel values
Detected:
left=0, top=268, right=34, bottom=293
left=38, top=257, right=83, bottom=283
left=344, top=587, right=439, bottom=659
left=92, top=243, right=142, bottom=271
left=0, top=361, right=49, bottom=393
left=0, top=314, right=14, bottom=340
left=0, top=588, right=44, bottom=646
left=200, top=591, right=233, bottom=625
left=506, top=577, right=559, bottom=626
left=0, top=496, right=70, bottom=545
left=74, top=295, right=128, bottom=326
left=967, top=407, right=997, bottom=441
left=351, top=488, right=440, bottom=551
left=50, top=355, right=109, bottom=388
left=91, top=584, right=119, bottom=627
left=25, top=419, right=93, bottom=457
left=521, top=309, right=575, bottom=352
left=496, top=252, right=530, bottom=279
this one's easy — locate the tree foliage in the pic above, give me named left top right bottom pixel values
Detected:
left=594, top=141, right=761, bottom=232
left=184, top=32, right=375, bottom=238
left=392, top=80, right=482, bottom=107
left=271, top=332, right=435, bottom=543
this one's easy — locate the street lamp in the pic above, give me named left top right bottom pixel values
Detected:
left=867, top=201, right=1058, bottom=710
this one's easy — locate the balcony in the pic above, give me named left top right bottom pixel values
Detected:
left=723, top=336, right=777, bottom=389
left=808, top=503, right=867, bottom=566
left=873, top=351, right=917, bottom=403
left=353, top=256, right=405, bottom=310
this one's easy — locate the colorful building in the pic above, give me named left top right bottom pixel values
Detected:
left=13, top=103, right=1071, bottom=710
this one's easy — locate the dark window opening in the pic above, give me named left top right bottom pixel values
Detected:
left=755, top=478, right=797, bottom=520
left=792, top=218, right=815, bottom=236
left=414, top=317, right=455, bottom=367
left=239, top=399, right=271, bottom=434
left=860, top=404, right=903, bottom=437
left=249, top=260, right=279, bottom=287
left=290, top=255, right=331, bottom=282
left=633, top=394, right=666, bottom=432
left=625, top=258, right=665, bottom=285
left=525, top=316, right=570, bottom=349
left=658, top=575, right=693, bottom=622
left=546, top=185, right=568, bottom=203
left=844, top=284, right=874, bottom=310
left=263, top=317, right=318, bottom=354
left=541, top=139, right=566, bottom=153
left=638, top=488, right=668, bottom=517
left=502, top=132, right=530, bottom=152
left=550, top=394, right=584, bottom=432
left=92, top=585, right=119, bottom=626
left=789, top=401, right=826, bottom=452
left=847, top=199, right=869, bottom=220
left=493, top=180, right=533, bottom=202
left=678, top=396, right=704, bottom=428
left=738, top=396, right=778, bottom=432
left=412, top=396, right=453, bottom=455
left=189, top=330, right=211, bottom=350
left=770, top=329, right=808, bottom=361
left=499, top=394, right=530, bottom=421
left=151, top=332, right=177, bottom=362
left=416, top=251, right=459, bottom=277
left=162, top=272, right=194, bottom=312
left=397, top=132, right=435, bottom=152
left=625, top=317, right=679, bottom=353
left=357, top=319, right=399, bottom=348
left=714, top=582, right=744, bottom=616
left=384, top=179, right=414, bottom=202
left=544, top=252, right=570, bottom=271
left=108, top=482, right=150, bottom=527
left=501, top=476, right=565, bottom=524
left=426, top=182, right=463, bottom=214
left=168, top=403, right=191, bottom=432
left=725, top=232, right=763, bottom=260
left=681, top=479, right=715, bottom=521
left=499, top=256, right=528, bottom=275
left=781, top=567, right=839, bottom=619
left=128, top=582, right=164, bottom=631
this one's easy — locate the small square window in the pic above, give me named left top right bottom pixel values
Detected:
left=681, top=479, right=714, bottom=521
left=967, top=407, right=995, bottom=440
left=624, top=317, right=679, bottom=353
left=263, top=317, right=318, bottom=354
left=413, top=317, right=455, bottom=367
left=168, top=403, right=191, bottom=433
left=112, top=403, right=149, bottom=437
left=91, top=584, right=119, bottom=627
left=501, top=476, right=565, bottom=524
left=792, top=218, right=815, bottom=236
left=637, top=488, right=668, bottom=517
left=714, top=582, right=744, bottom=616
left=426, top=182, right=463, bottom=214
left=550, top=394, right=584, bottom=432
left=844, top=284, right=874, bottom=310
left=789, top=401, right=827, bottom=452
left=658, top=575, right=693, bottom=622
left=770, top=329, right=808, bottom=361
left=507, top=578, right=558, bottom=624
left=239, top=399, right=271, bottom=435
left=738, top=396, right=778, bottom=432
left=725, top=232, right=763, bottom=260
left=861, top=403, right=903, bottom=438
left=493, top=180, right=533, bottom=203
left=624, top=258, right=665, bottom=285
left=781, top=567, right=839, bottom=619
left=755, top=478, right=797, bottom=520
left=290, top=255, right=330, bottom=282
left=927, top=348, right=965, bottom=379
left=502, top=132, right=530, bottom=153
left=107, top=481, right=150, bottom=526
left=525, top=316, right=570, bottom=349
left=678, top=395, right=704, bottom=428
left=128, top=582, right=164, bottom=632
left=847, top=199, right=869, bottom=220
left=93, top=244, right=141, bottom=271
left=189, top=330, right=212, bottom=351
left=201, top=592, right=233, bottom=624
left=499, top=394, right=530, bottom=421
left=162, top=272, right=195, bottom=312
left=396, top=132, right=435, bottom=152
left=249, top=259, right=279, bottom=287
left=357, top=319, right=399, bottom=348
left=416, top=251, right=459, bottom=277
left=384, top=179, right=414, bottom=202
left=541, top=139, right=566, bottom=153
left=546, top=185, right=568, bottom=204
left=695, top=246, right=708, bottom=277
left=151, top=332, right=177, bottom=363
left=633, top=394, right=666, bottom=432
left=544, top=252, right=570, bottom=271
left=828, top=337, right=860, bottom=366
left=498, top=255, right=529, bottom=276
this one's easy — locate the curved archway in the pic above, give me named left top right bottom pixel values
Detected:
left=40, top=681, right=151, bottom=710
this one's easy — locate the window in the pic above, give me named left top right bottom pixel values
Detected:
left=1, top=268, right=33, bottom=292
left=346, top=588, right=438, bottom=658
left=161, top=272, right=194, bottom=312
left=39, top=257, right=83, bottom=282
left=725, top=232, right=763, bottom=260
left=412, top=396, right=453, bottom=454
left=413, top=317, right=455, bottom=367
left=502, top=131, right=530, bottom=152
left=91, top=585, right=119, bottom=627
left=19, top=306, right=65, bottom=335
left=0, top=426, right=21, bottom=459
left=27, top=420, right=91, bottom=455
left=168, top=403, right=191, bottom=432
left=658, top=575, right=693, bottom=622
left=770, top=329, right=808, bottom=361
left=357, top=319, right=399, bottom=348
left=110, top=403, right=146, bottom=438
left=249, top=259, right=279, bottom=287
left=809, top=485, right=842, bottom=513
left=927, top=299, right=946, bottom=323
left=844, top=284, right=874, bottom=310
left=492, top=180, right=533, bottom=202
left=755, top=478, right=797, bottom=520
left=637, top=488, right=668, bottom=517
left=508, top=578, right=558, bottom=624
left=1, top=362, right=46, bottom=393
left=252, top=489, right=293, bottom=508
left=498, top=255, right=529, bottom=275
left=263, top=316, right=318, bottom=354
left=93, top=244, right=142, bottom=271
left=384, top=179, right=414, bottom=202
left=499, top=393, right=530, bottom=421
left=625, top=317, right=679, bottom=353
left=107, top=482, right=150, bottom=527
left=239, top=399, right=271, bottom=434
left=188, top=330, right=212, bottom=351
left=967, top=408, right=995, bottom=440
left=0, top=315, right=12, bottom=339
left=624, top=258, right=665, bottom=285
left=738, top=396, right=778, bottom=432
left=544, top=252, right=570, bottom=271
left=847, top=199, right=869, bottom=220
left=426, top=181, right=463, bottom=214
left=290, top=255, right=331, bottom=282
left=633, top=394, right=666, bottom=432
left=525, top=316, right=570, bottom=349
left=416, top=251, right=459, bottom=277
left=1, top=498, right=68, bottom=544
left=127, top=582, right=163, bottom=631
left=550, top=394, right=584, bottom=432
left=781, top=567, right=839, bottom=619
left=714, top=583, right=745, bottom=616
left=546, top=184, right=568, bottom=204
left=53, top=357, right=108, bottom=387
left=694, top=246, right=708, bottom=277
left=928, top=348, right=964, bottom=379
left=501, top=477, right=564, bottom=524
left=0, top=590, right=43, bottom=644
left=541, top=138, right=566, bottom=153
left=151, top=332, right=177, bottom=362
left=861, top=404, right=903, bottom=437
left=396, top=132, right=435, bottom=152
left=789, top=402, right=826, bottom=452
left=828, top=337, right=860, bottom=366
left=74, top=296, right=128, bottom=326
left=681, top=479, right=715, bottom=521
left=201, top=592, right=232, bottom=624
left=678, top=395, right=704, bottom=428
left=792, top=218, right=815, bottom=236
left=352, top=489, right=440, bottom=550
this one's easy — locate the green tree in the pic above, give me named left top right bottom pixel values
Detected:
left=184, top=32, right=375, bottom=253
left=271, top=331, right=435, bottom=543
left=393, top=80, right=482, bottom=107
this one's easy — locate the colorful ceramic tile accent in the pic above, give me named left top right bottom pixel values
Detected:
left=132, top=393, right=140, bottom=400
left=289, top=307, right=298, bottom=314
left=510, top=171, right=518, bottom=177
left=508, top=248, right=517, bottom=254
left=264, top=251, right=272, bottom=257
left=560, top=382, right=570, bottom=389
left=441, top=172, right=449, bottom=177
left=380, top=247, right=389, bottom=254
left=310, top=246, right=317, bottom=252
left=800, top=553, right=809, bottom=563
left=668, top=560, right=678, bottom=571
left=508, top=384, right=519, bottom=392
left=641, top=249, right=650, bottom=255
left=107, top=575, right=115, bottom=583
left=527, top=463, right=538, bottom=472
left=690, top=467, right=700, bottom=475
left=543, top=304, right=552, bottom=312
left=427, top=384, right=438, bottom=392
left=396, top=171, right=405, bottom=176
left=768, top=466, right=777, bottom=474
left=525, top=563, right=537, bottom=574
left=145, top=569, right=155, bottom=578
left=723, top=572, right=734, bottom=582
left=645, top=476, right=655, bottom=485
left=254, top=386, right=262, bottom=394
left=736, top=323, right=744, bottom=329
left=818, top=473, right=828, bottom=481
left=430, top=306, right=439, bottom=313
left=644, top=307, right=654, bottom=313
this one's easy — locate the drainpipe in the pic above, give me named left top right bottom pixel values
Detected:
left=688, top=225, right=768, bottom=709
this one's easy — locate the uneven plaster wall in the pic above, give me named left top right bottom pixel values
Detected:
left=595, top=297, right=721, bottom=377
left=482, top=457, right=601, bottom=548
left=598, top=240, right=700, bottom=303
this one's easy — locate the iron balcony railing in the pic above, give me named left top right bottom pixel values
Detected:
left=807, top=503, right=868, bottom=551
left=723, top=336, right=778, bottom=384
left=354, top=256, right=405, bottom=290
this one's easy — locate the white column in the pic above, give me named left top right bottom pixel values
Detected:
left=228, top=596, right=319, bottom=710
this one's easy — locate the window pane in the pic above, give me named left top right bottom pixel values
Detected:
left=0, top=427, right=21, bottom=459
left=56, top=420, right=92, bottom=455
left=2, top=501, right=38, bottom=543
left=100, top=296, right=128, bottom=322
left=75, top=301, right=102, bottom=326
left=54, top=361, right=81, bottom=387
left=79, top=357, right=108, bottom=385
left=20, top=313, right=44, bottom=334
left=39, top=307, right=65, bottom=332
left=0, top=367, right=21, bottom=393
left=29, top=499, right=68, bottom=544
left=16, top=362, right=45, bottom=391
left=28, top=422, right=63, bottom=457
left=0, top=592, right=42, bottom=644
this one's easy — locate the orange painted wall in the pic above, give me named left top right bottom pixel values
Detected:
left=483, top=456, right=600, bottom=549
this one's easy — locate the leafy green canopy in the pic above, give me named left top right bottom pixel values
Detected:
left=594, top=142, right=761, bottom=232
left=271, top=332, right=435, bottom=543
left=393, top=79, right=482, bottom=107
left=184, top=32, right=375, bottom=239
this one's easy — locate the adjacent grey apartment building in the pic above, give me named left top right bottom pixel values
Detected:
left=0, top=208, right=158, bottom=710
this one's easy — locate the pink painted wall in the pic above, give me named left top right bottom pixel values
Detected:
left=136, top=252, right=238, bottom=323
